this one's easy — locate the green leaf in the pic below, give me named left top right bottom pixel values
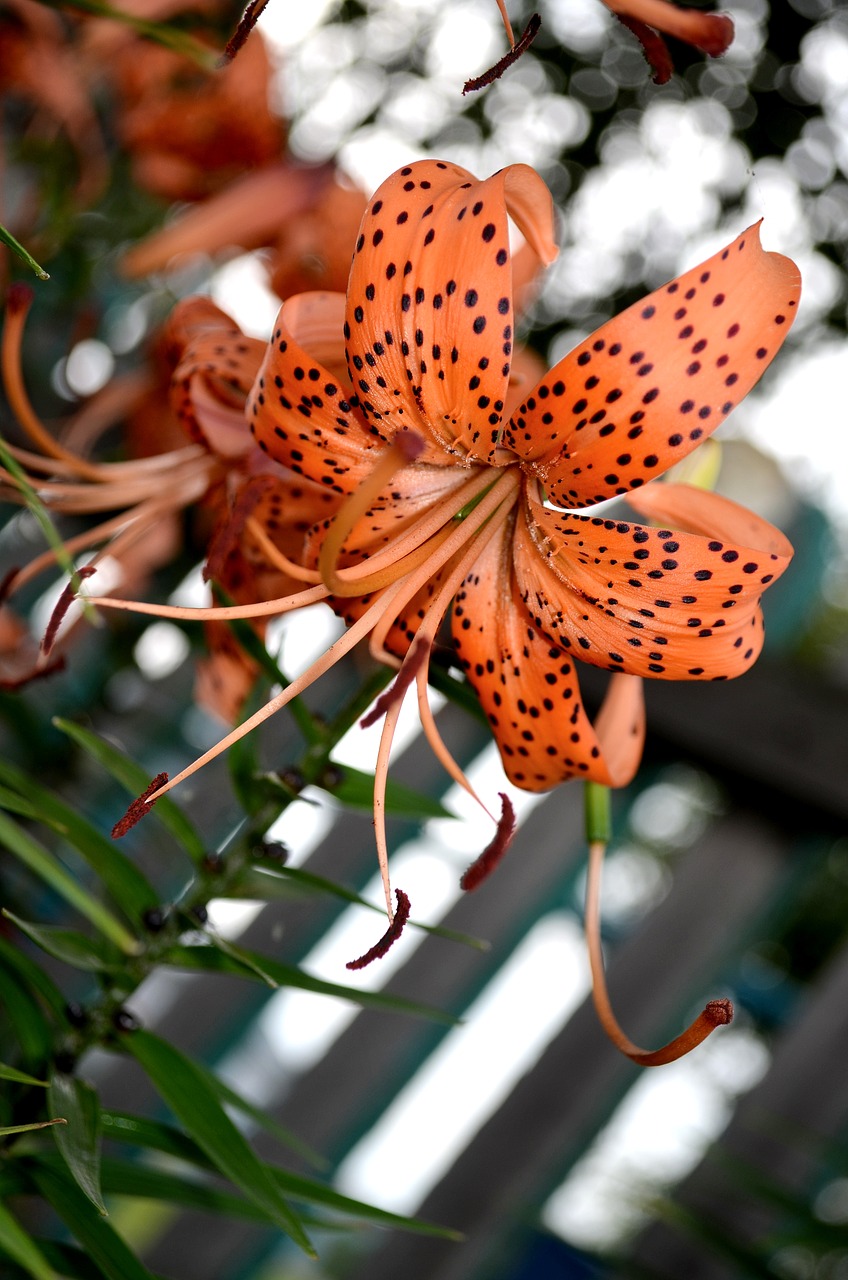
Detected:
left=0, top=1199, right=56, bottom=1280
left=0, top=760, right=159, bottom=922
left=0, top=935, right=69, bottom=1022
left=162, top=943, right=459, bottom=1025
left=124, top=1031, right=316, bottom=1256
left=4, top=913, right=123, bottom=974
left=48, top=1072, right=106, bottom=1216
left=234, top=865, right=489, bottom=951
left=0, top=965, right=52, bottom=1068
left=100, top=1112, right=211, bottom=1169
left=0, top=439, right=90, bottom=617
left=269, top=1167, right=463, bottom=1241
left=53, top=719, right=206, bottom=863
left=0, top=1063, right=48, bottom=1088
left=0, top=1120, right=67, bottom=1137
left=0, top=810, right=139, bottom=955
left=34, top=0, right=217, bottom=66
left=98, top=1157, right=272, bottom=1222
left=0, top=225, right=49, bottom=279
left=26, top=1159, right=157, bottom=1280
left=319, top=763, right=454, bottom=820
left=103, top=1099, right=323, bottom=1177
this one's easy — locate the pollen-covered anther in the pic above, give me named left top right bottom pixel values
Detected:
left=345, top=887, right=412, bottom=970
left=460, top=792, right=517, bottom=891
left=41, top=565, right=97, bottom=656
left=112, top=772, right=170, bottom=839
left=360, top=637, right=431, bottom=729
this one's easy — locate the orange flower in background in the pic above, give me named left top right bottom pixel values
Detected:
left=602, top=0, right=734, bottom=84
left=101, top=159, right=800, bottom=923
left=0, top=289, right=336, bottom=716
left=108, top=26, right=283, bottom=202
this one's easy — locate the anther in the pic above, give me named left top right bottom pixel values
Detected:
left=460, top=793, right=517, bottom=890
left=346, top=888, right=411, bottom=970
left=360, top=637, right=430, bottom=728
left=42, top=565, right=96, bottom=656
left=112, top=773, right=170, bottom=839
left=463, top=13, right=542, bottom=94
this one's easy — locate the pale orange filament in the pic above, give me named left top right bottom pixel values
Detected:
left=495, top=0, right=516, bottom=46
left=85, top=582, right=331, bottom=623
left=585, top=840, right=733, bottom=1066
left=369, top=487, right=518, bottom=911
left=144, top=579, right=409, bottom=805
left=368, top=468, right=518, bottom=665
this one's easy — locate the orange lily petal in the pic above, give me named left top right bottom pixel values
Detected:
left=505, top=223, right=801, bottom=508
left=625, top=480, right=794, bottom=556
left=451, top=514, right=626, bottom=791
left=169, top=299, right=265, bottom=458
left=248, top=293, right=379, bottom=493
left=345, top=159, right=556, bottom=463
left=514, top=486, right=793, bottom=681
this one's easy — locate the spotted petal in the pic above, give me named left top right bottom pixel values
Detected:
left=169, top=299, right=265, bottom=458
left=514, top=485, right=792, bottom=680
left=505, top=223, right=801, bottom=508
left=247, top=293, right=379, bottom=495
left=345, top=159, right=557, bottom=464
left=451, top=514, right=642, bottom=790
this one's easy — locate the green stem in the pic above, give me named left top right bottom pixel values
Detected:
left=584, top=781, right=612, bottom=846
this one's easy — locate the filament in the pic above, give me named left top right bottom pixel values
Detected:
left=585, top=839, right=733, bottom=1066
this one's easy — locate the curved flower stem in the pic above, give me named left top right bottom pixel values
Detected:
left=584, top=783, right=732, bottom=1067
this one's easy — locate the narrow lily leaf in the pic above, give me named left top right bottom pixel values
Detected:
left=0, top=1119, right=66, bottom=1136
left=104, top=1094, right=324, bottom=1176
left=268, top=1167, right=464, bottom=1241
left=320, top=764, right=454, bottom=820
left=0, top=1199, right=56, bottom=1280
left=235, top=865, right=490, bottom=951
left=0, top=760, right=159, bottom=921
left=0, top=223, right=49, bottom=280
left=124, top=1031, right=316, bottom=1256
left=0, top=810, right=139, bottom=955
left=0, top=966, right=52, bottom=1067
left=26, top=1158, right=157, bottom=1280
left=35, top=0, right=217, bottom=66
left=53, top=719, right=206, bottom=863
left=206, top=932, right=278, bottom=989
left=0, top=1063, right=48, bottom=1087
left=163, top=943, right=459, bottom=1025
left=100, top=1111, right=208, bottom=1166
left=0, top=936, right=68, bottom=1022
left=98, top=1157, right=273, bottom=1222
left=48, top=1072, right=106, bottom=1216
left=4, top=912, right=123, bottom=974
left=27, top=1241, right=104, bottom=1280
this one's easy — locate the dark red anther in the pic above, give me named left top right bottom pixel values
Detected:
left=360, top=637, right=430, bottom=729
left=111, top=773, right=169, bottom=839
left=346, top=888, right=411, bottom=970
left=204, top=474, right=278, bottom=583
left=41, top=565, right=96, bottom=656
left=219, top=0, right=267, bottom=64
left=460, top=793, right=517, bottom=891
left=614, top=15, right=673, bottom=83
left=463, top=14, right=542, bottom=94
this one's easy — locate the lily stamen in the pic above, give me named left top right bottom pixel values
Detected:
left=318, top=431, right=425, bottom=596
left=585, top=838, right=733, bottom=1065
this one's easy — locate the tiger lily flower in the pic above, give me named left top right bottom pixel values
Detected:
left=602, top=0, right=734, bottom=84
left=101, top=160, right=800, bottom=944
